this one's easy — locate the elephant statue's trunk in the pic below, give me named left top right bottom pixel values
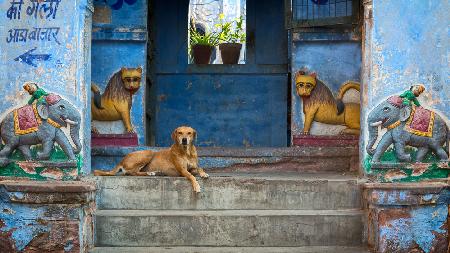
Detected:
left=69, top=121, right=82, bottom=155
left=366, top=125, right=378, bottom=156
left=366, top=110, right=380, bottom=156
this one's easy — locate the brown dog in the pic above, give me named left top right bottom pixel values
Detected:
left=93, top=126, right=209, bottom=193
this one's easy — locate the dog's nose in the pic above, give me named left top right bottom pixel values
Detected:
left=182, top=138, right=188, bottom=145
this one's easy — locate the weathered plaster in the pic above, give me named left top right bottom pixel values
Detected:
left=0, top=0, right=93, bottom=176
left=0, top=181, right=96, bottom=252
left=91, top=0, right=147, bottom=144
left=364, top=184, right=449, bottom=253
left=291, top=36, right=362, bottom=136
left=361, top=0, right=449, bottom=181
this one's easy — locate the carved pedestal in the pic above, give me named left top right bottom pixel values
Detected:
left=0, top=181, right=96, bottom=252
left=364, top=182, right=449, bottom=253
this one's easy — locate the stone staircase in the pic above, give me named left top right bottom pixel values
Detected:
left=89, top=147, right=370, bottom=253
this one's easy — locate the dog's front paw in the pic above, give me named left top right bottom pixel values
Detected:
left=193, top=182, right=201, bottom=193
left=200, top=172, right=209, bottom=179
left=125, top=128, right=136, bottom=134
left=147, top=172, right=156, bottom=176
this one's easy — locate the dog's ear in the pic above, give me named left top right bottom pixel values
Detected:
left=193, top=129, right=197, bottom=143
left=172, top=128, right=178, bottom=142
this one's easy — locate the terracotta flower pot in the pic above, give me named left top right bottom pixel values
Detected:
left=192, top=44, right=213, bottom=64
left=219, top=43, right=242, bottom=64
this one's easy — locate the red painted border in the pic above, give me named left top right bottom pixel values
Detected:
left=91, top=133, right=138, bottom=147
left=293, top=135, right=359, bottom=147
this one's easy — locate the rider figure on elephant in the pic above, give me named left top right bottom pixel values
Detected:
left=399, top=84, right=425, bottom=107
left=23, top=82, right=49, bottom=105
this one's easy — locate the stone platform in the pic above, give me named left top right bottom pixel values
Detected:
left=88, top=172, right=369, bottom=252
left=92, top=146, right=360, bottom=173
left=0, top=180, right=96, bottom=252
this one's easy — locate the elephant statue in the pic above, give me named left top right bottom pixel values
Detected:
left=366, top=96, right=449, bottom=163
left=0, top=94, right=81, bottom=166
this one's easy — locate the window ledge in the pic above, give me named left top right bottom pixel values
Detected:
left=92, top=25, right=147, bottom=41
left=292, top=28, right=361, bottom=42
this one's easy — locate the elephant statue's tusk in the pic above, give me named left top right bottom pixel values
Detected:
left=65, top=119, right=78, bottom=125
left=370, top=121, right=383, bottom=127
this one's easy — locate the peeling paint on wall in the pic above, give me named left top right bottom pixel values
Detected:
left=361, top=0, right=449, bottom=181
left=0, top=0, right=93, bottom=177
left=0, top=181, right=95, bottom=252
left=365, top=185, right=449, bottom=253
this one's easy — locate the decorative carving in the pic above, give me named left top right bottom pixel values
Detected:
left=366, top=93, right=449, bottom=163
left=405, top=106, right=435, bottom=137
left=13, top=104, right=41, bottom=135
left=0, top=88, right=82, bottom=167
left=295, top=71, right=360, bottom=135
left=91, top=67, right=142, bottom=134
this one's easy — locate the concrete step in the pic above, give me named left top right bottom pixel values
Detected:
left=94, top=209, right=364, bottom=247
left=92, top=146, right=359, bottom=173
left=90, top=246, right=371, bottom=253
left=91, top=173, right=362, bottom=210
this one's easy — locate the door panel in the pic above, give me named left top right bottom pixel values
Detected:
left=255, top=0, right=288, bottom=65
left=154, top=75, right=287, bottom=147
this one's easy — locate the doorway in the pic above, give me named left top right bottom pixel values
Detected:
left=146, top=0, right=289, bottom=147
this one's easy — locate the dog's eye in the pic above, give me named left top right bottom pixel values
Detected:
left=306, top=83, right=312, bottom=88
left=188, top=132, right=192, bottom=135
left=178, top=132, right=182, bottom=135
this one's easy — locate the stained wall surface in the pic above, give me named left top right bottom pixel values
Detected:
left=91, top=0, right=147, bottom=144
left=291, top=38, right=362, bottom=136
left=0, top=0, right=92, bottom=177
left=361, top=0, right=449, bottom=182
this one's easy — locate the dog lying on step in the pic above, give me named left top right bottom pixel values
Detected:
left=93, top=126, right=209, bottom=193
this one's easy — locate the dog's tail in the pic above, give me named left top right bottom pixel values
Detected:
left=336, top=81, right=360, bottom=115
left=91, top=83, right=104, bottom=109
left=93, top=164, right=123, bottom=176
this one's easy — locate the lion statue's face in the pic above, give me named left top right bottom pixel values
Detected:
left=121, top=67, right=142, bottom=94
left=295, top=72, right=317, bottom=97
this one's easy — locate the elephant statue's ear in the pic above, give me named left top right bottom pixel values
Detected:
left=399, top=106, right=411, bottom=122
left=37, top=103, right=49, bottom=120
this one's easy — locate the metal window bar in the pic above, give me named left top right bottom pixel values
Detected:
left=291, top=0, right=359, bottom=27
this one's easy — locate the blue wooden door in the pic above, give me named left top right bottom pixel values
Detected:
left=148, top=0, right=288, bottom=147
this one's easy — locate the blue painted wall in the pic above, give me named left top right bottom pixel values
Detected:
left=291, top=38, right=362, bottom=136
left=366, top=186, right=450, bottom=253
left=91, top=0, right=147, bottom=144
left=91, top=41, right=146, bottom=141
left=0, top=0, right=92, bottom=176
left=361, top=0, right=449, bottom=178
left=93, top=0, right=147, bottom=27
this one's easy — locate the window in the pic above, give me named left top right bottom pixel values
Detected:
left=188, top=0, right=246, bottom=64
left=290, top=0, right=360, bottom=27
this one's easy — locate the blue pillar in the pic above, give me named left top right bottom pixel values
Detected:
left=0, top=0, right=93, bottom=178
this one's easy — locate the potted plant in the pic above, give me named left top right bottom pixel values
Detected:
left=189, top=27, right=219, bottom=64
left=216, top=14, right=246, bottom=64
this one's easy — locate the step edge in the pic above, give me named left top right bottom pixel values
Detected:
left=94, top=209, right=365, bottom=217
left=90, top=176, right=361, bottom=182
left=89, top=246, right=371, bottom=253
